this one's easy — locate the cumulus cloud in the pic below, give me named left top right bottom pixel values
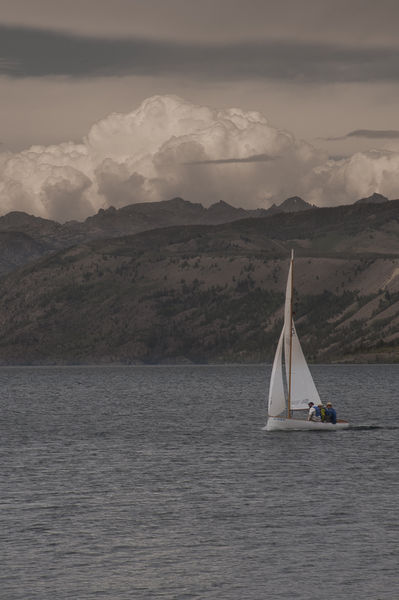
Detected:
left=308, top=150, right=399, bottom=205
left=40, top=167, right=93, bottom=222
left=0, top=141, right=95, bottom=221
left=1, top=94, right=399, bottom=221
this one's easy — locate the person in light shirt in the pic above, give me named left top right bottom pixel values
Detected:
left=307, top=401, right=321, bottom=422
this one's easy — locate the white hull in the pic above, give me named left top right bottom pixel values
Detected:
left=264, top=416, right=350, bottom=431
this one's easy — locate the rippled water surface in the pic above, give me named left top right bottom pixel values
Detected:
left=0, top=364, right=398, bottom=599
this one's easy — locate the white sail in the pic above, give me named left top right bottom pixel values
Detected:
left=283, top=252, right=321, bottom=410
left=268, top=327, right=286, bottom=416
left=288, top=321, right=321, bottom=409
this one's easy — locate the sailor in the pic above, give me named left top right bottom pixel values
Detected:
left=307, top=401, right=321, bottom=422
left=325, top=402, right=337, bottom=424
left=318, top=403, right=326, bottom=422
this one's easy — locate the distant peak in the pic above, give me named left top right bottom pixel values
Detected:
left=268, top=196, right=315, bottom=214
left=207, top=200, right=239, bottom=212
left=210, top=200, right=231, bottom=207
left=355, top=192, right=389, bottom=205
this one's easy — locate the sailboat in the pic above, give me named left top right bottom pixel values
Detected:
left=265, top=251, right=349, bottom=431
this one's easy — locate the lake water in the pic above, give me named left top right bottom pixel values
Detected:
left=0, top=364, right=397, bottom=600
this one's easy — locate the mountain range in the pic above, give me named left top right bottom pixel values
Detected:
left=0, top=193, right=379, bottom=276
left=0, top=191, right=398, bottom=364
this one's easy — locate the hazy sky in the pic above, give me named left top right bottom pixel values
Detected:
left=1, top=0, right=399, bottom=219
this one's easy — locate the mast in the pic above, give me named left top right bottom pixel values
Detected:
left=287, top=249, right=294, bottom=417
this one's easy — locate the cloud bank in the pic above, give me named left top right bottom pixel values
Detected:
left=1, top=94, right=399, bottom=222
left=3, top=24, right=399, bottom=83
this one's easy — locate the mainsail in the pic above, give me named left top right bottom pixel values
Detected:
left=268, top=251, right=320, bottom=417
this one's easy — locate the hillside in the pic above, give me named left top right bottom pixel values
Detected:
left=2, top=199, right=399, bottom=364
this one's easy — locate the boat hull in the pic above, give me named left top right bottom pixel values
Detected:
left=264, top=416, right=350, bottom=431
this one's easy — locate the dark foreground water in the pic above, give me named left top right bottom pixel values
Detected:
left=0, top=364, right=397, bottom=600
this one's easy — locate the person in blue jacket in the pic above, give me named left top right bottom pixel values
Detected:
left=325, top=402, right=337, bottom=424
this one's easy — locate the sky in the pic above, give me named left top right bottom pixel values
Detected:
left=1, top=0, right=399, bottom=221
